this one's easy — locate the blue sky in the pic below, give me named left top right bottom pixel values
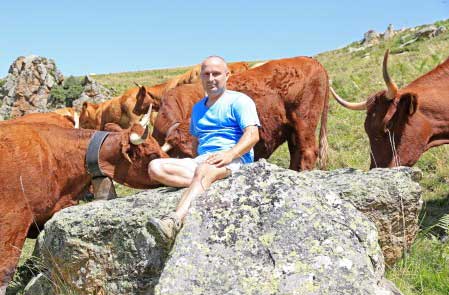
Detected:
left=1, top=0, right=447, bottom=77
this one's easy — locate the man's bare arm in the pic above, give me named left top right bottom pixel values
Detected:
left=206, top=125, right=259, bottom=167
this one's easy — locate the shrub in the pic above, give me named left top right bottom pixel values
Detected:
left=49, top=76, right=83, bottom=107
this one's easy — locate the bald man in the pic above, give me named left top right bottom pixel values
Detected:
left=148, top=56, right=260, bottom=245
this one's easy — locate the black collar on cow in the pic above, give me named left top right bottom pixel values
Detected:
left=86, top=131, right=110, bottom=178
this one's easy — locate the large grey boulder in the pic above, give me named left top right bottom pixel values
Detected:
left=294, top=167, right=422, bottom=266
left=16, top=161, right=420, bottom=294
left=0, top=55, right=64, bottom=120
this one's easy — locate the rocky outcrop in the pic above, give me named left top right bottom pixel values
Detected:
left=0, top=55, right=64, bottom=120
left=415, top=25, right=446, bottom=40
left=399, top=25, right=447, bottom=48
left=361, top=30, right=381, bottom=46
left=72, top=75, right=113, bottom=112
left=13, top=161, right=421, bottom=295
left=383, top=24, right=396, bottom=40
left=360, top=25, right=397, bottom=47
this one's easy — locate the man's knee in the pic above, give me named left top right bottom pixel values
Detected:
left=148, top=159, right=164, bottom=179
left=193, top=163, right=210, bottom=179
left=193, top=163, right=228, bottom=183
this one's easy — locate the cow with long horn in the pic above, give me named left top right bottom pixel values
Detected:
left=331, top=49, right=449, bottom=168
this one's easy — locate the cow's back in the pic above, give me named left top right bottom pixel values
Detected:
left=3, top=112, right=75, bottom=128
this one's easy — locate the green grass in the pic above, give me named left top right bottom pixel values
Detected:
left=92, top=66, right=192, bottom=96
left=388, top=237, right=449, bottom=295
left=14, top=18, right=449, bottom=294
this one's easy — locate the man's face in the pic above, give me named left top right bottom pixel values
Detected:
left=200, top=57, right=229, bottom=98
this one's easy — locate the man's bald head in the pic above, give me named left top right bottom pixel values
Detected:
left=200, top=55, right=230, bottom=100
left=201, top=56, right=228, bottom=73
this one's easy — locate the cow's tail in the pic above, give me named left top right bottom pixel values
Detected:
left=317, top=80, right=329, bottom=170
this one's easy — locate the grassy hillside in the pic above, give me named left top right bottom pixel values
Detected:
left=14, top=19, right=449, bottom=294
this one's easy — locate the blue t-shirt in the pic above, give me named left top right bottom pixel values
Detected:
left=190, top=90, right=261, bottom=164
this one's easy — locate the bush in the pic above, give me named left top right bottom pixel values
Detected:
left=49, top=76, right=83, bottom=107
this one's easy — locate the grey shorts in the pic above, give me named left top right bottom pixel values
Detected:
left=192, top=153, right=243, bottom=173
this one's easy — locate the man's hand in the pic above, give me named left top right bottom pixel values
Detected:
left=206, top=151, right=236, bottom=167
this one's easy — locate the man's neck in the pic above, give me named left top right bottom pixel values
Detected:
left=206, top=90, right=226, bottom=107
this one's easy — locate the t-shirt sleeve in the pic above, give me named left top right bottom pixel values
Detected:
left=232, top=94, right=261, bottom=130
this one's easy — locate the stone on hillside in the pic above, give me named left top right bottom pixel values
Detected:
left=72, top=75, right=113, bottom=112
left=361, top=30, right=381, bottom=46
left=415, top=25, right=446, bottom=40
left=0, top=55, right=64, bottom=120
left=383, top=24, right=396, bottom=40
left=16, top=161, right=420, bottom=294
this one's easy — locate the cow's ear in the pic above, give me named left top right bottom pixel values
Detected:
left=82, top=101, right=89, bottom=111
left=104, top=123, right=123, bottom=132
left=400, top=92, right=418, bottom=115
left=137, top=86, right=147, bottom=98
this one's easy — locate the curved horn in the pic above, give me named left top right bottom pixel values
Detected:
left=330, top=87, right=367, bottom=110
left=139, top=103, right=152, bottom=127
left=129, top=124, right=151, bottom=145
left=166, top=122, right=181, bottom=137
left=130, top=131, right=145, bottom=145
left=134, top=82, right=142, bottom=88
left=161, top=142, right=172, bottom=152
left=383, top=49, right=398, bottom=100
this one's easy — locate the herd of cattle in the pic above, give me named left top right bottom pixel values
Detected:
left=1, top=50, right=449, bottom=292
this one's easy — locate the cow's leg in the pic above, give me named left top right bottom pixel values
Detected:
left=92, top=177, right=117, bottom=200
left=287, top=134, right=301, bottom=171
left=290, top=113, right=318, bottom=171
left=0, top=210, right=31, bottom=294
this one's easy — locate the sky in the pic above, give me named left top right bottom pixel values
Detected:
left=1, top=0, right=448, bottom=77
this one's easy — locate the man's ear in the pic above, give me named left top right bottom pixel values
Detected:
left=399, top=92, right=418, bottom=115
left=225, top=71, right=231, bottom=81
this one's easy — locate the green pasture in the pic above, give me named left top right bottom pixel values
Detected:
left=16, top=19, right=449, bottom=294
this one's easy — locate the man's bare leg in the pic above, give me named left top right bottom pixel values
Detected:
left=175, top=163, right=230, bottom=221
left=149, top=163, right=230, bottom=245
left=148, top=158, right=197, bottom=187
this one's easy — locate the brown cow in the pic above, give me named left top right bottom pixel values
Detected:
left=135, top=57, right=330, bottom=171
left=52, top=107, right=79, bottom=128
left=79, top=91, right=142, bottom=130
left=0, top=118, right=167, bottom=293
left=330, top=50, right=449, bottom=168
left=133, top=62, right=250, bottom=114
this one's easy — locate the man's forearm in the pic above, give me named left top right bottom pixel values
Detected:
left=229, top=126, right=259, bottom=159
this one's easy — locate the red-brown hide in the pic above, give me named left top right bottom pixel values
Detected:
left=0, top=118, right=167, bottom=290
